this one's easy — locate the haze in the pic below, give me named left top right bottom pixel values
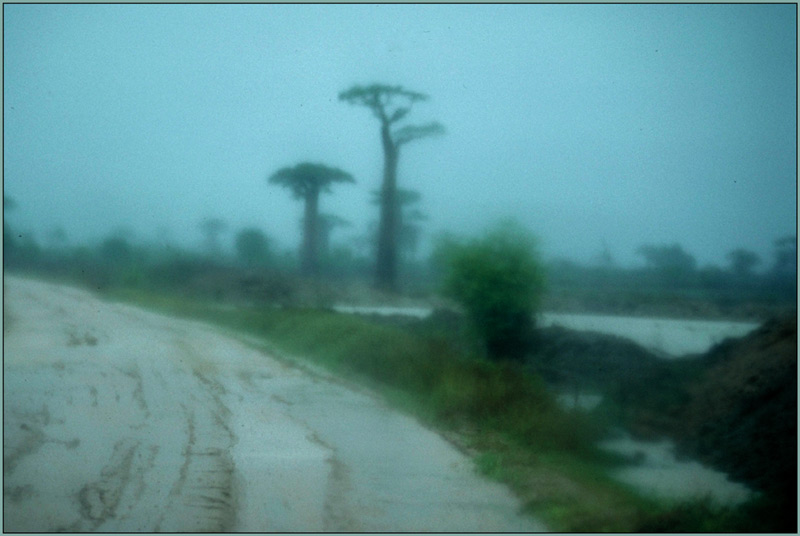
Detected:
left=3, top=4, right=796, bottom=268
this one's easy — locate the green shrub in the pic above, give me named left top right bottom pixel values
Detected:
left=439, top=220, right=545, bottom=361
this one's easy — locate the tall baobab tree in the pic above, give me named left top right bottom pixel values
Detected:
left=370, top=188, right=426, bottom=264
left=339, top=83, right=444, bottom=292
left=268, top=162, right=354, bottom=275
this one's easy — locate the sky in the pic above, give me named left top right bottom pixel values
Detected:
left=3, top=3, right=797, bottom=268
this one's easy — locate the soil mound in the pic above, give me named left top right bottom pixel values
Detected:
left=676, top=315, right=797, bottom=502
left=529, top=325, right=665, bottom=385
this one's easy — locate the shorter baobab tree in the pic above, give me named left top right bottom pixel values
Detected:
left=268, top=162, right=354, bottom=276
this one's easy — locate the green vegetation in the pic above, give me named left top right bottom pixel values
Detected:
left=8, top=259, right=788, bottom=532
left=438, top=221, right=545, bottom=361
left=5, top=194, right=794, bottom=531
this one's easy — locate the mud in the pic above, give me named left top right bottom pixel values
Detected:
left=3, top=276, right=545, bottom=532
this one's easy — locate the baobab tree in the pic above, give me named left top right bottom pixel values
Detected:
left=369, top=188, right=427, bottom=263
left=771, top=235, right=797, bottom=277
left=268, top=162, right=354, bottom=276
left=339, top=83, right=444, bottom=291
left=726, top=248, right=761, bottom=278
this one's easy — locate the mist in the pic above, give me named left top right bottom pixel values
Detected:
left=3, top=6, right=798, bottom=532
left=3, top=4, right=796, bottom=270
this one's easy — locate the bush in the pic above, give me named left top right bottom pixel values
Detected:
left=439, top=221, right=545, bottom=361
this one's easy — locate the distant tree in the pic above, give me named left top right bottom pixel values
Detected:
left=339, top=83, right=444, bottom=291
left=596, top=239, right=616, bottom=269
left=154, top=226, right=178, bottom=255
left=636, top=243, right=697, bottom=287
left=1, top=197, right=42, bottom=269
left=3, top=195, right=17, bottom=212
left=199, top=218, right=227, bottom=259
left=268, top=162, right=354, bottom=275
left=726, top=248, right=761, bottom=278
left=698, top=264, right=729, bottom=290
left=235, top=228, right=270, bottom=267
left=439, top=221, right=545, bottom=361
left=771, top=235, right=797, bottom=277
left=99, top=236, right=132, bottom=266
left=637, top=243, right=696, bottom=272
left=110, top=225, right=136, bottom=242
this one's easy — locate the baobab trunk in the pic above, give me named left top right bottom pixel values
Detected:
left=376, top=122, right=399, bottom=292
left=302, top=188, right=320, bottom=276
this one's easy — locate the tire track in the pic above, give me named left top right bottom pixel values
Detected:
left=76, top=438, right=139, bottom=530
left=154, top=369, right=238, bottom=532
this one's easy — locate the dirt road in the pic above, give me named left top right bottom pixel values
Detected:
left=3, top=276, right=545, bottom=532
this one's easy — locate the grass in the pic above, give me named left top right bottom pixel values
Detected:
left=102, top=285, right=759, bottom=532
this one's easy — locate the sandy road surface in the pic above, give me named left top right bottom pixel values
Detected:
left=3, top=276, right=545, bottom=532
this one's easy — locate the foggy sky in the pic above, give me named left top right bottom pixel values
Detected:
left=3, top=4, right=796, bottom=268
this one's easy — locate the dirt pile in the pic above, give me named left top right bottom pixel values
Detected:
left=676, top=315, right=797, bottom=513
left=528, top=325, right=667, bottom=388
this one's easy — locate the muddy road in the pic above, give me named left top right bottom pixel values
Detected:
left=3, top=276, right=545, bottom=532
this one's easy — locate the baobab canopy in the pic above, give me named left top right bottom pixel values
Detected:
left=339, top=84, right=430, bottom=113
left=339, top=84, right=446, bottom=147
left=268, top=163, right=355, bottom=199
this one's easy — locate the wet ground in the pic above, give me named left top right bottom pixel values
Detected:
left=3, top=276, right=546, bottom=532
left=598, top=435, right=752, bottom=505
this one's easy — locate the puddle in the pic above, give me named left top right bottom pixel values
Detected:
left=331, top=304, right=432, bottom=318
left=599, top=435, right=752, bottom=505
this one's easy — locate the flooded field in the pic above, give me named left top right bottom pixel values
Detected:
left=332, top=303, right=766, bottom=506
left=538, top=312, right=760, bottom=357
left=599, top=435, right=753, bottom=505
left=332, top=304, right=761, bottom=357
